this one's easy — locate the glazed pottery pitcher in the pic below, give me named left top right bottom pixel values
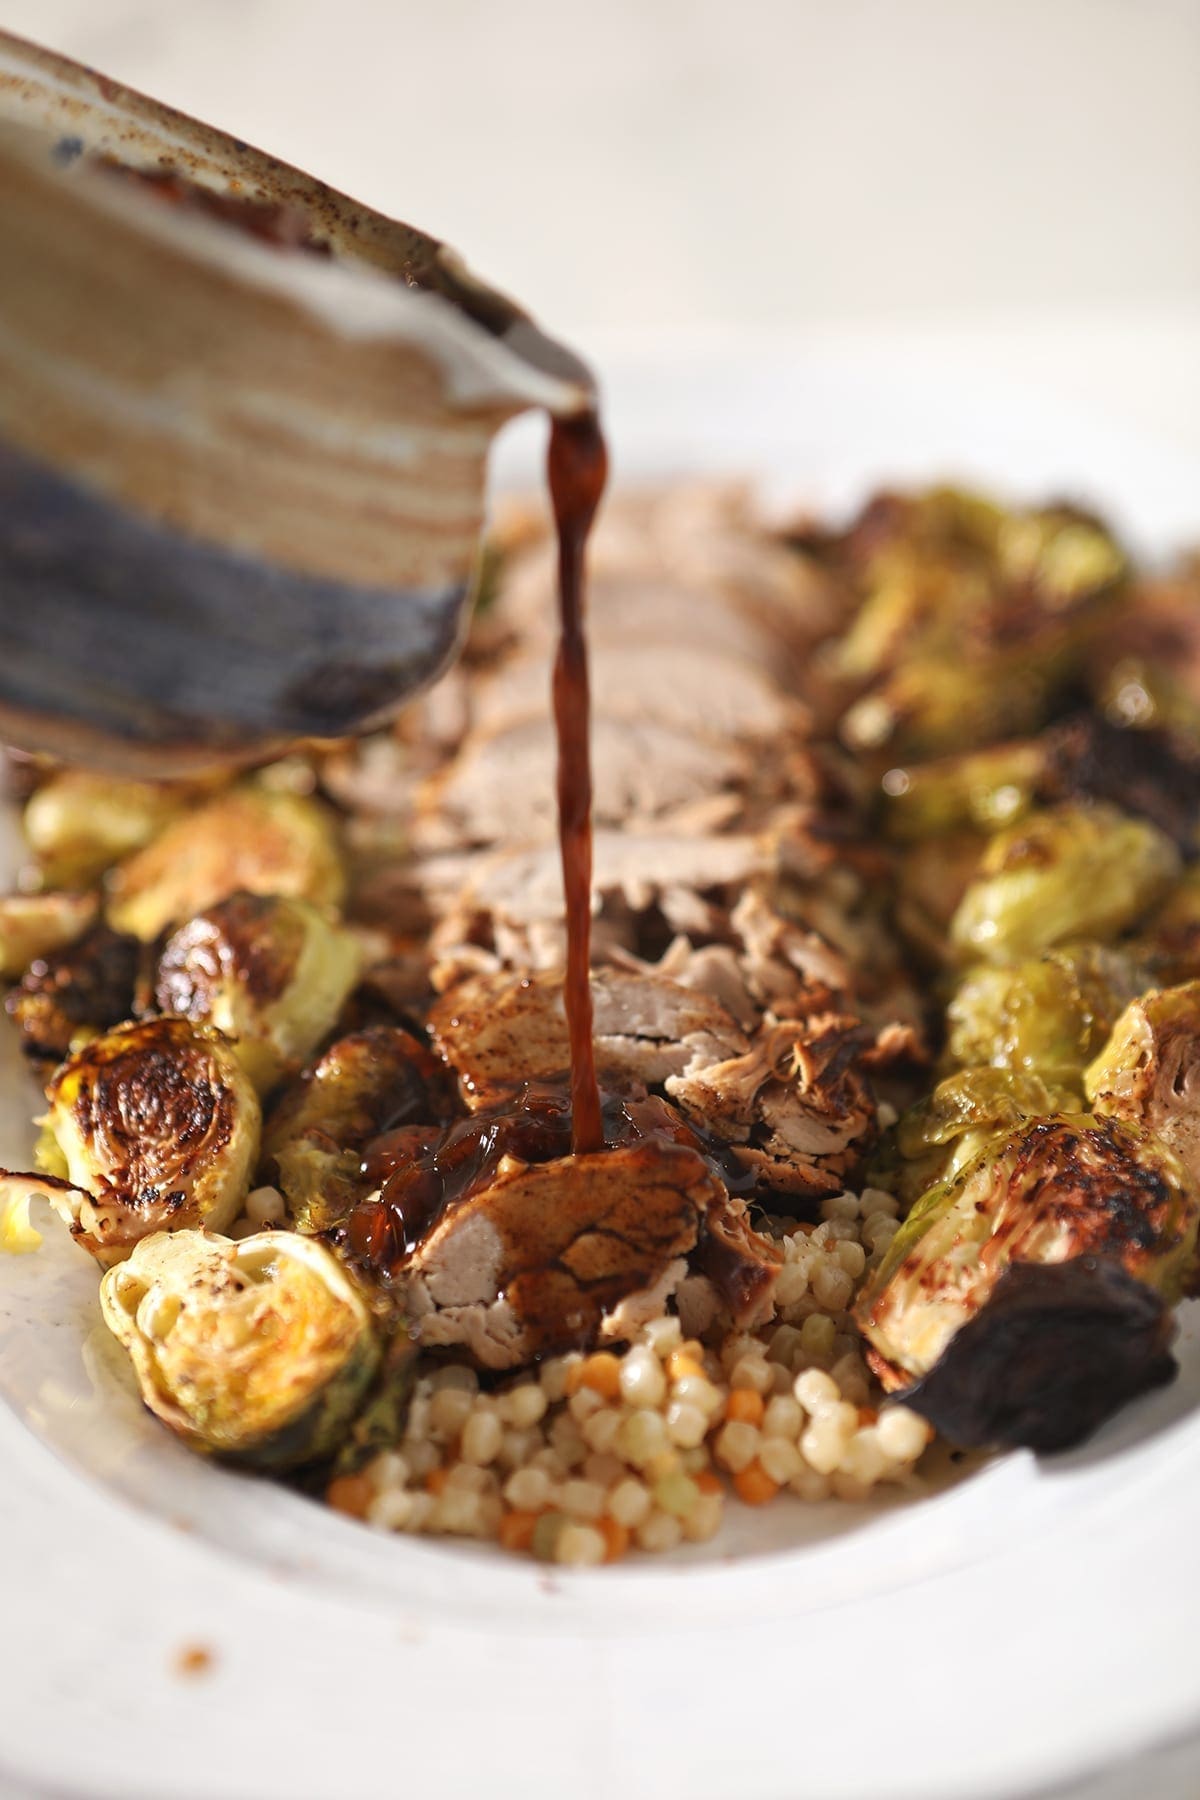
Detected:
left=0, top=31, right=595, bottom=772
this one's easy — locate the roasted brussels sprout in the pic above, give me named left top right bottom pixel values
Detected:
left=42, top=1018, right=260, bottom=1265
left=24, top=771, right=186, bottom=889
left=893, top=830, right=987, bottom=966
left=1096, top=652, right=1200, bottom=747
left=107, top=785, right=345, bottom=941
left=99, top=1229, right=380, bottom=1468
left=0, top=891, right=99, bottom=980
left=1088, top=570, right=1200, bottom=744
left=950, top=803, right=1179, bottom=964
left=855, top=1114, right=1198, bottom=1449
left=153, top=892, right=361, bottom=1095
left=880, top=739, right=1045, bottom=842
left=836, top=492, right=1126, bottom=760
left=1086, top=981, right=1200, bottom=1188
left=944, top=942, right=1145, bottom=1085
left=881, top=1066, right=1079, bottom=1205
left=996, top=504, right=1127, bottom=606
left=262, top=1024, right=449, bottom=1233
left=6, top=924, right=140, bottom=1064
left=1041, top=714, right=1200, bottom=853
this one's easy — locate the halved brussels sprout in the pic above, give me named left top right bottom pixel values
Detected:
left=153, top=892, right=361, bottom=1094
left=99, top=1229, right=380, bottom=1468
left=106, top=784, right=345, bottom=941
left=24, top=771, right=187, bottom=890
left=42, top=1018, right=260, bottom=1265
left=950, top=803, right=1179, bottom=964
left=836, top=493, right=1126, bottom=760
left=262, top=1024, right=448, bottom=1233
left=944, top=942, right=1145, bottom=1085
left=881, top=1066, right=1079, bottom=1206
left=1086, top=980, right=1200, bottom=1188
left=880, top=739, right=1045, bottom=842
left=893, top=830, right=988, bottom=966
left=855, top=1113, right=1198, bottom=1449
left=0, top=891, right=99, bottom=980
left=6, top=925, right=140, bottom=1064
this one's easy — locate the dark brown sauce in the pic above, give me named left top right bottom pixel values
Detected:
left=343, top=1081, right=757, bottom=1282
left=547, top=414, right=608, bottom=1154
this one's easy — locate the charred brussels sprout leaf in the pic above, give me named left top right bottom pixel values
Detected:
left=900, top=1258, right=1177, bottom=1454
left=854, top=1114, right=1198, bottom=1449
left=950, top=803, right=1179, bottom=963
left=1086, top=980, right=1200, bottom=1189
left=42, top=1018, right=260, bottom=1265
left=945, top=942, right=1145, bottom=1085
left=99, top=1229, right=379, bottom=1468
left=107, top=784, right=345, bottom=941
left=154, top=892, right=361, bottom=1094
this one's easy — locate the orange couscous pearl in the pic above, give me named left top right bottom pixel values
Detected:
left=733, top=1462, right=781, bottom=1507
left=725, top=1388, right=765, bottom=1427
left=597, top=1517, right=630, bottom=1561
left=499, top=1510, right=542, bottom=1553
left=575, top=1352, right=623, bottom=1400
left=326, top=1474, right=374, bottom=1518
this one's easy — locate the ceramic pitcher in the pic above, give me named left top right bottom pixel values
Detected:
left=0, top=31, right=595, bottom=772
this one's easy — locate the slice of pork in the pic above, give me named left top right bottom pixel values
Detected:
left=470, top=644, right=807, bottom=745
left=413, top=715, right=751, bottom=853
left=402, top=1139, right=722, bottom=1369
left=427, top=968, right=749, bottom=1106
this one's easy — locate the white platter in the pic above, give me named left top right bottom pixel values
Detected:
left=3, top=339, right=1200, bottom=1800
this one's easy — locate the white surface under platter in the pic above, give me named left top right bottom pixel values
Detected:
left=3, top=341, right=1200, bottom=1800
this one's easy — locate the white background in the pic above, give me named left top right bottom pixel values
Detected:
left=1, top=0, right=1198, bottom=454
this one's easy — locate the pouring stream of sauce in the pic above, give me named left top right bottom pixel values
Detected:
left=547, top=413, right=607, bottom=1154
